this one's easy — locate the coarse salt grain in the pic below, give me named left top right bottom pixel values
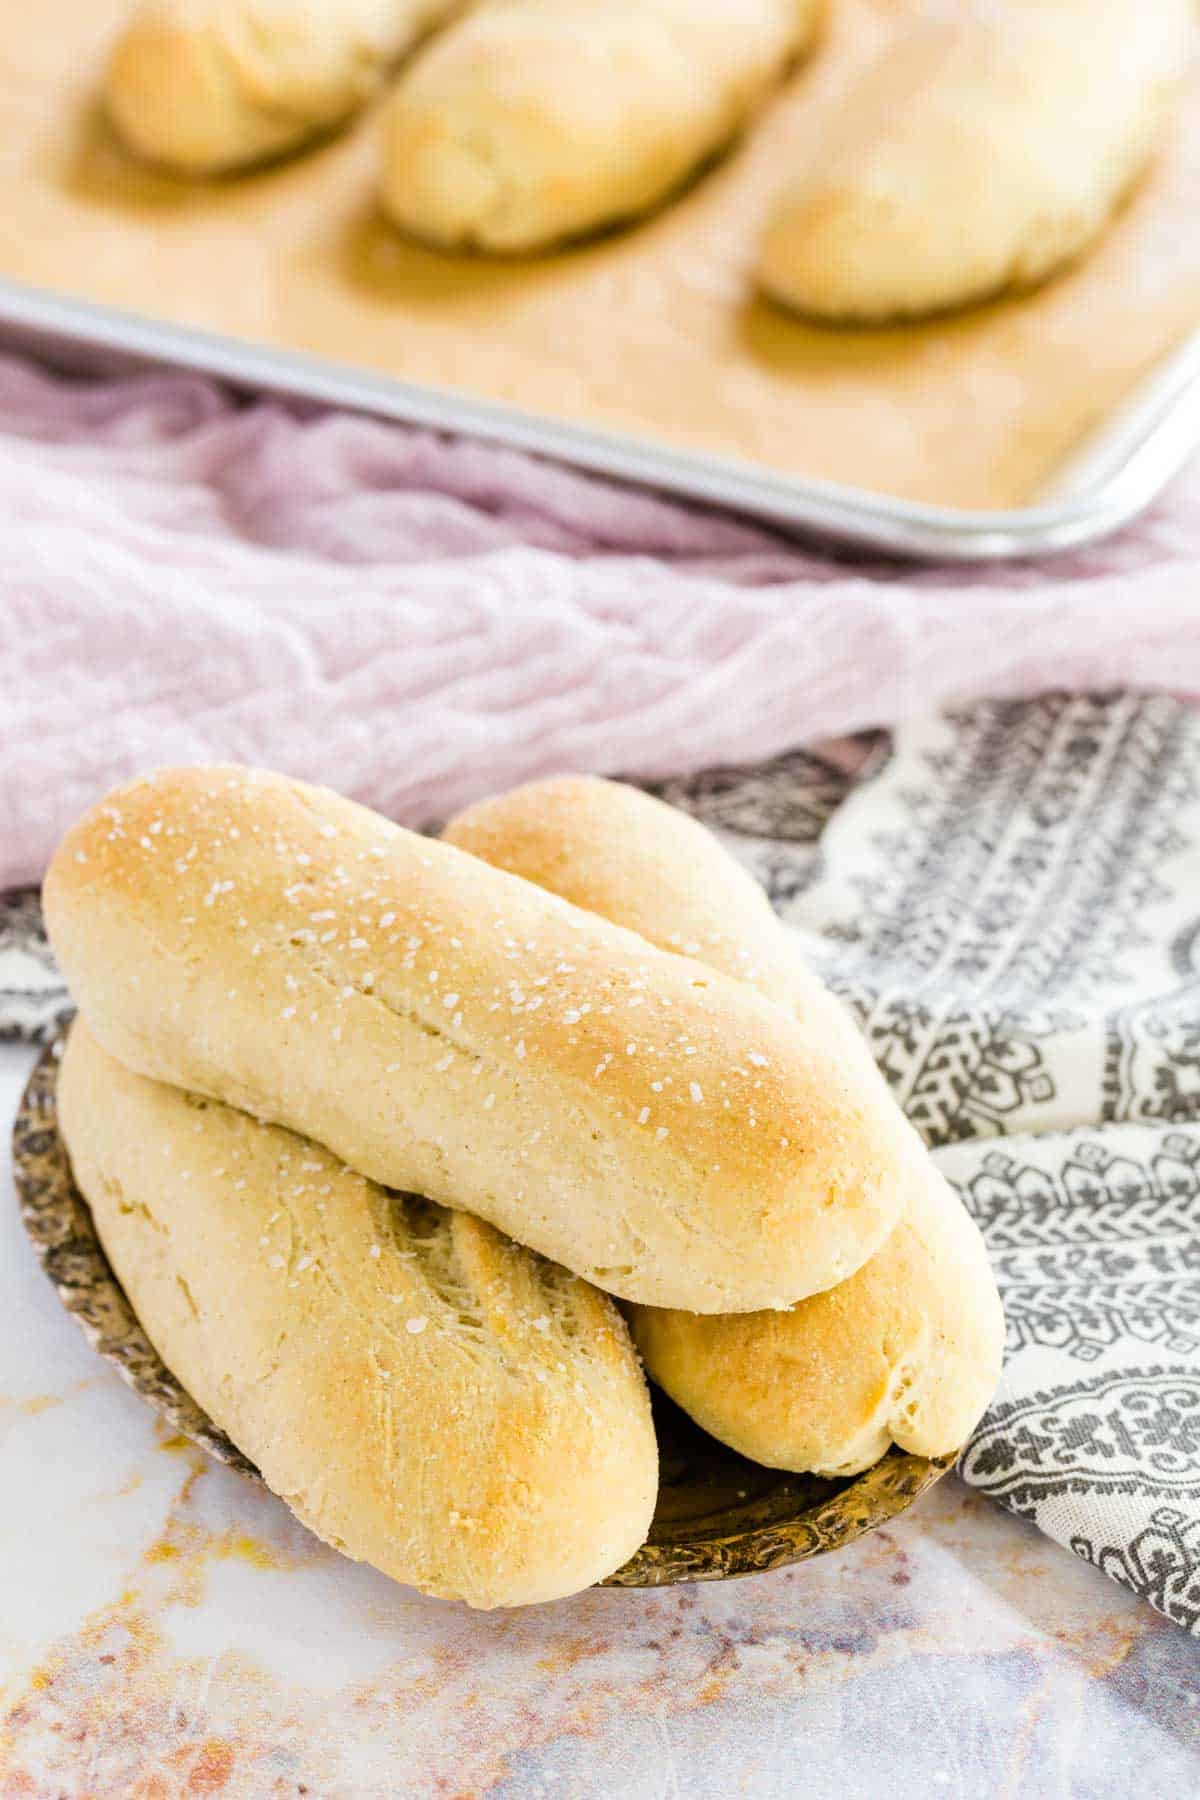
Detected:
left=406, top=1317, right=428, bottom=1335
left=690, top=1082, right=704, bottom=1104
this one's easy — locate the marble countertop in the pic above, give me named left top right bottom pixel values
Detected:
left=1, top=1042, right=1196, bottom=1799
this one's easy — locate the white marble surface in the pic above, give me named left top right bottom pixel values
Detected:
left=0, top=1041, right=1197, bottom=1799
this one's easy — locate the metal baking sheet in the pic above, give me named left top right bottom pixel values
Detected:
left=2, top=0, right=1200, bottom=560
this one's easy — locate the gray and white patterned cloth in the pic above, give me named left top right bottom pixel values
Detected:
left=4, top=692, right=1199, bottom=1633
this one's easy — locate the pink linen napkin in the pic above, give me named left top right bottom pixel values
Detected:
left=3, top=349, right=1200, bottom=889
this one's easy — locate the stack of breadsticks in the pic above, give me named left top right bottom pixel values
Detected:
left=43, top=767, right=1003, bottom=1607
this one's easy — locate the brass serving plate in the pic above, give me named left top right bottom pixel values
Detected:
left=12, top=1035, right=950, bottom=1588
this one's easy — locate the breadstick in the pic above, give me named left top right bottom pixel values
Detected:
left=378, top=0, right=821, bottom=251
left=58, top=1020, right=657, bottom=1606
left=106, top=0, right=460, bottom=174
left=445, top=776, right=1004, bottom=1472
left=758, top=0, right=1192, bottom=322
left=43, top=764, right=917, bottom=1313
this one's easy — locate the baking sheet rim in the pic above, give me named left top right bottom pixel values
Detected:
left=3, top=275, right=1199, bottom=563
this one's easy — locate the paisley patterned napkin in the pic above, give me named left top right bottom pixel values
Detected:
left=5, top=691, right=1198, bottom=1632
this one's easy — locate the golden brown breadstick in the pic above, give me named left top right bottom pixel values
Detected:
left=445, top=776, right=1004, bottom=1473
left=59, top=1019, right=657, bottom=1606
left=757, top=0, right=1193, bottom=322
left=44, top=764, right=920, bottom=1313
left=378, top=0, right=822, bottom=251
left=106, top=0, right=460, bottom=174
